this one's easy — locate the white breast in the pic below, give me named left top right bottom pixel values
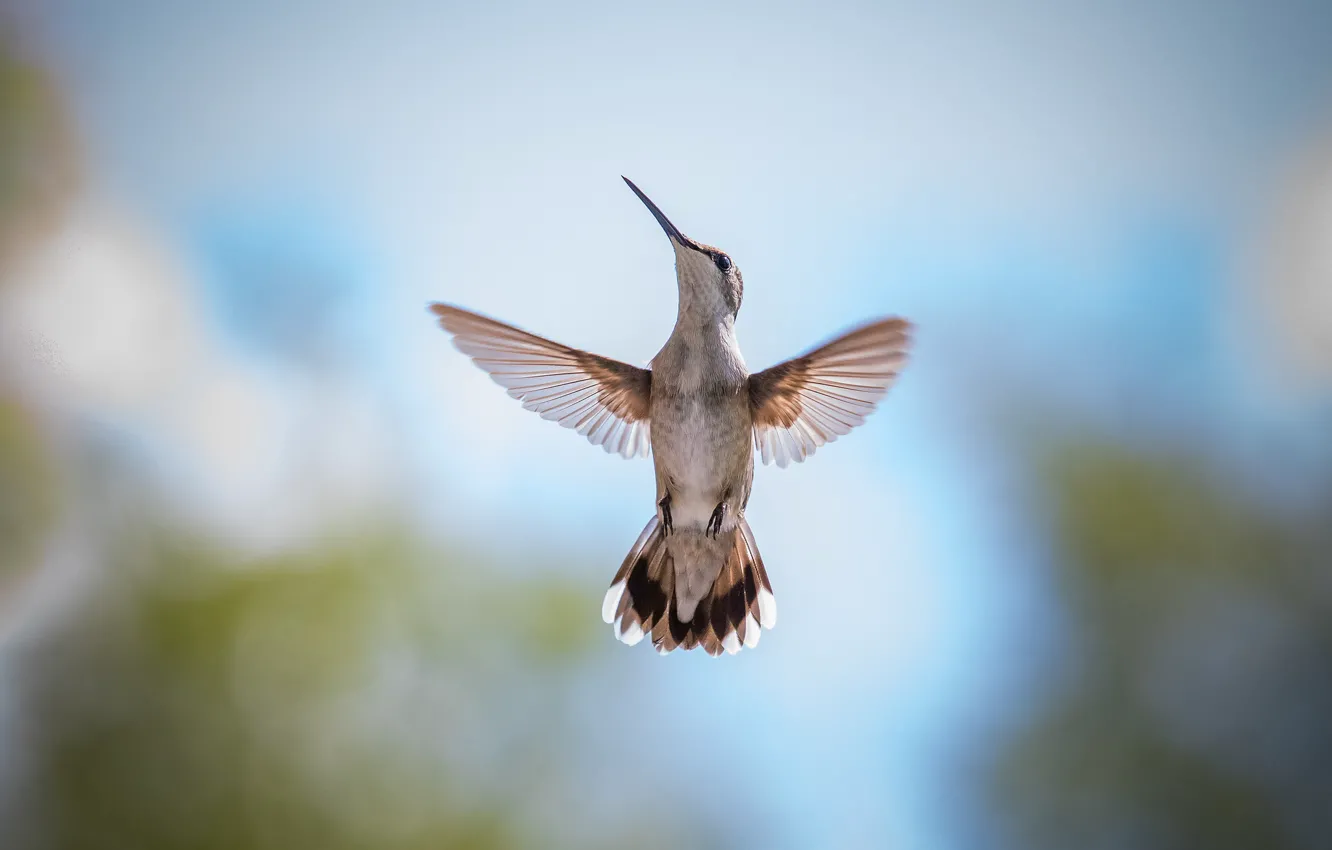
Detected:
left=666, top=399, right=730, bottom=525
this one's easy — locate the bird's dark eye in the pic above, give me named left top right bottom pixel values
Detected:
left=715, top=254, right=732, bottom=272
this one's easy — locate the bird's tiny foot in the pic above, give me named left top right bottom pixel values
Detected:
left=706, top=502, right=727, bottom=539
left=658, top=494, right=673, bottom=535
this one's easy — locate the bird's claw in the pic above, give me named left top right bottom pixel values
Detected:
left=659, top=494, right=673, bottom=535
left=706, top=502, right=727, bottom=539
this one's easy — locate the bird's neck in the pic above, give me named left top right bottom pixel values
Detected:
left=672, top=256, right=735, bottom=331
left=657, top=309, right=747, bottom=393
left=670, top=307, right=737, bottom=348
left=657, top=267, right=747, bottom=388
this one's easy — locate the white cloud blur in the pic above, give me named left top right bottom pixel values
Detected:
left=1242, top=126, right=1332, bottom=393
left=0, top=199, right=402, bottom=551
left=1, top=200, right=203, bottom=414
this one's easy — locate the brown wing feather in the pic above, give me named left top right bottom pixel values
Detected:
left=748, top=317, right=912, bottom=467
left=430, top=303, right=652, bottom=458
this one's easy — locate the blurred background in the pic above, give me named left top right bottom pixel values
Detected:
left=1, top=2, right=1331, bottom=848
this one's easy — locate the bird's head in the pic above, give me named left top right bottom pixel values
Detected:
left=623, top=176, right=743, bottom=324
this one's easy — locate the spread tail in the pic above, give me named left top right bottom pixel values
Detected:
left=601, top=515, right=776, bottom=656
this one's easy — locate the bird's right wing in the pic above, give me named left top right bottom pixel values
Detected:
left=430, top=303, right=652, bottom=458
left=748, top=317, right=912, bottom=467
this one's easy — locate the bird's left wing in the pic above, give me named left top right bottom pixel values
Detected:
left=431, top=303, right=652, bottom=458
left=748, top=317, right=912, bottom=468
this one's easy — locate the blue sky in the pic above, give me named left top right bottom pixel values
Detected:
left=10, top=0, right=1332, bottom=846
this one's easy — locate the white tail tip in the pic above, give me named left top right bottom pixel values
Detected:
left=618, top=618, right=646, bottom=647
left=601, top=581, right=626, bottom=624
left=722, top=630, right=742, bottom=655
left=758, top=588, right=777, bottom=628
left=743, top=613, right=761, bottom=647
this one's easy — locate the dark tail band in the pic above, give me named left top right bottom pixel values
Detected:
left=602, top=516, right=776, bottom=656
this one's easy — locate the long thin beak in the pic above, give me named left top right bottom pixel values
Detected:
left=623, top=176, right=686, bottom=245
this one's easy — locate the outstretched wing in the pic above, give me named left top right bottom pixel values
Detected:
left=431, top=303, right=652, bottom=458
left=748, top=317, right=912, bottom=468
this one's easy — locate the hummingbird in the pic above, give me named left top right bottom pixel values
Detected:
left=430, top=177, right=912, bottom=656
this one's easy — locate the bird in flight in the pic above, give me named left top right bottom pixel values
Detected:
left=430, top=178, right=912, bottom=655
